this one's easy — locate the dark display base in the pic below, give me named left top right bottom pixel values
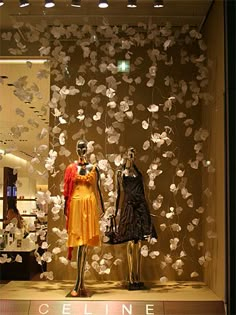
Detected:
left=0, top=250, right=42, bottom=280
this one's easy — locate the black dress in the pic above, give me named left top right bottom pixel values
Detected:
left=107, top=165, right=157, bottom=244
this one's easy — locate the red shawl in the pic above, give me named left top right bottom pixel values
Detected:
left=63, top=162, right=78, bottom=260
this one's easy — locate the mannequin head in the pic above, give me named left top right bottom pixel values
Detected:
left=127, top=147, right=136, bottom=161
left=76, top=140, right=88, bottom=163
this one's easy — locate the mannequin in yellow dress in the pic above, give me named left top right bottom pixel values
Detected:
left=64, top=140, right=104, bottom=297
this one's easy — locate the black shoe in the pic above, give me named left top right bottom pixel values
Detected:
left=128, top=282, right=139, bottom=291
left=136, top=282, right=147, bottom=290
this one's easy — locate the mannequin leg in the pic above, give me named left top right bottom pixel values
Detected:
left=70, top=245, right=88, bottom=297
left=134, top=240, right=142, bottom=283
left=127, top=240, right=135, bottom=284
left=134, top=240, right=145, bottom=289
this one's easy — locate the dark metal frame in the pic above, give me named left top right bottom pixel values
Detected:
left=224, top=1, right=236, bottom=314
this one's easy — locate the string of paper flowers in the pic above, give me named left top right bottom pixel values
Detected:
left=0, top=19, right=217, bottom=282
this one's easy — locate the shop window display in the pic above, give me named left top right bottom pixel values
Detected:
left=0, top=3, right=225, bottom=312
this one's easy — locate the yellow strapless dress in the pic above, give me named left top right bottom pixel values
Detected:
left=67, top=167, right=100, bottom=247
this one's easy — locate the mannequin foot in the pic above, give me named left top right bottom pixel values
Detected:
left=136, top=282, right=147, bottom=290
left=79, top=288, right=91, bottom=297
left=69, top=288, right=91, bottom=297
left=127, top=282, right=139, bottom=291
left=70, top=289, right=79, bottom=297
left=127, top=282, right=147, bottom=291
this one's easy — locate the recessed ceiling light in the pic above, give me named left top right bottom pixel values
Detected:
left=44, top=0, right=55, bottom=8
left=19, top=0, right=30, bottom=7
left=127, top=0, right=137, bottom=8
left=154, top=0, right=164, bottom=8
left=0, top=0, right=4, bottom=7
left=71, top=0, right=81, bottom=7
left=98, top=0, right=108, bottom=8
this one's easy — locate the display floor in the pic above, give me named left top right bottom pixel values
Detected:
left=0, top=280, right=222, bottom=301
left=0, top=281, right=225, bottom=315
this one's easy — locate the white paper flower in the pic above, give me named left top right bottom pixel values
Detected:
left=148, top=104, right=159, bottom=113
left=163, top=98, right=174, bottom=112
left=15, top=254, right=23, bottom=263
left=59, top=132, right=66, bottom=145
left=170, top=184, right=178, bottom=193
left=198, top=256, right=205, bottom=266
left=149, top=237, right=158, bottom=245
left=76, top=109, right=85, bottom=121
left=160, top=276, right=168, bottom=283
left=207, top=231, right=217, bottom=239
left=170, top=238, right=179, bottom=251
left=59, top=117, right=67, bottom=124
left=59, top=256, right=69, bottom=265
left=114, top=259, right=122, bottom=265
left=171, top=223, right=181, bottom=232
left=103, top=252, right=113, bottom=260
left=192, top=218, right=200, bottom=226
left=206, top=216, right=215, bottom=223
left=185, top=127, right=193, bottom=137
left=143, top=140, right=150, bottom=150
left=141, top=245, right=149, bottom=257
left=114, top=154, right=123, bottom=166
left=149, top=251, right=160, bottom=259
left=95, top=84, right=106, bottom=94
left=146, top=78, right=155, bottom=87
left=172, top=259, right=184, bottom=270
left=135, top=77, right=142, bottom=84
left=142, top=120, right=149, bottom=130
left=187, top=223, right=195, bottom=232
left=126, top=111, right=133, bottom=119
left=93, top=112, right=102, bottom=121
left=98, top=159, right=109, bottom=171
left=189, top=160, right=199, bottom=169
left=92, top=254, right=100, bottom=261
left=69, top=261, right=77, bottom=269
left=52, top=247, right=61, bottom=255
left=42, top=251, right=52, bottom=263
left=176, top=207, right=183, bottom=215
left=164, top=254, right=173, bottom=264
left=160, top=223, right=167, bottom=231
left=41, top=241, right=49, bottom=249
left=106, top=88, right=116, bottom=98
left=76, top=75, right=85, bottom=86
left=191, top=272, right=199, bottom=278
left=181, top=187, right=192, bottom=199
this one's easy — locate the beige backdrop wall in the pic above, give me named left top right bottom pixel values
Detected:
left=0, top=5, right=225, bottom=290
left=202, top=1, right=225, bottom=300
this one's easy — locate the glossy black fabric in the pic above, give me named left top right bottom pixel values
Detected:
left=109, top=168, right=157, bottom=244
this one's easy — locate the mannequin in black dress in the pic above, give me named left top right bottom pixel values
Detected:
left=113, top=147, right=157, bottom=290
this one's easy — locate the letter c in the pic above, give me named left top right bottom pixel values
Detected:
left=39, top=304, right=49, bottom=315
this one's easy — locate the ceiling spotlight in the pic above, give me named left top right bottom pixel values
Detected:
left=127, top=0, right=137, bottom=8
left=154, top=0, right=164, bottom=8
left=19, top=0, right=30, bottom=7
left=71, top=0, right=81, bottom=7
left=44, top=0, right=55, bottom=8
left=98, top=0, right=108, bottom=8
left=0, top=0, right=4, bottom=6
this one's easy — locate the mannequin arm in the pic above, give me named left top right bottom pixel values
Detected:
left=96, top=167, right=105, bottom=213
left=115, top=170, right=122, bottom=217
left=64, top=196, right=68, bottom=216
